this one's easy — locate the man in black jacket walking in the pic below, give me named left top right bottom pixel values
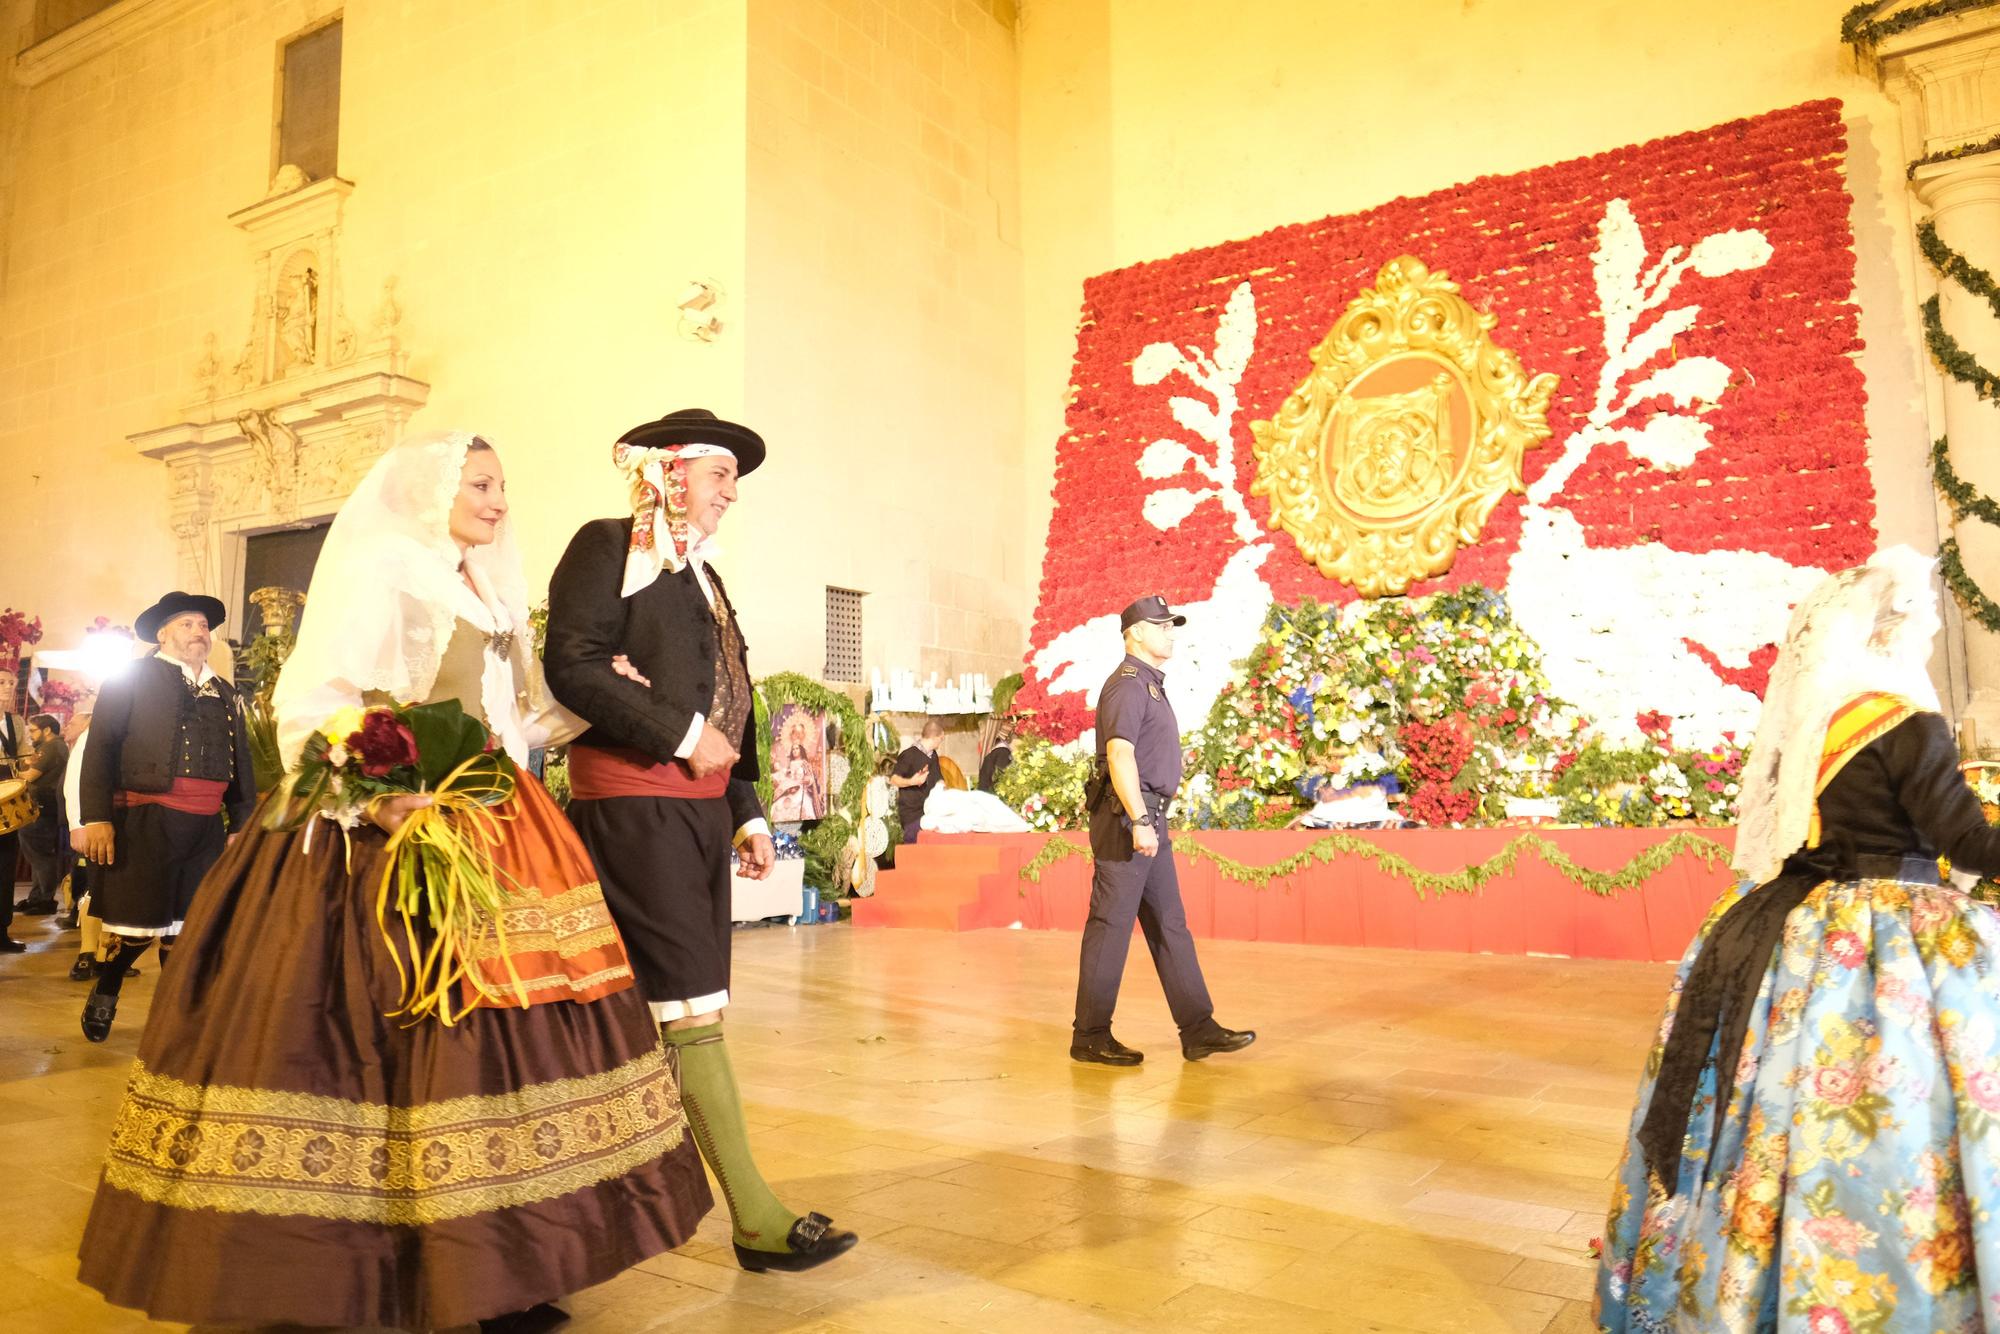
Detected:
left=77, top=592, right=254, bottom=1041
left=545, top=409, right=857, bottom=1275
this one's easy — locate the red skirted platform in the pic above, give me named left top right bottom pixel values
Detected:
left=850, top=827, right=1737, bottom=963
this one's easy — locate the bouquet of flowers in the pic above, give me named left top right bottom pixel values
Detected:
left=267, top=698, right=525, bottom=1023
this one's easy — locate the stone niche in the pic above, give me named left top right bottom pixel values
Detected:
left=130, top=169, right=429, bottom=611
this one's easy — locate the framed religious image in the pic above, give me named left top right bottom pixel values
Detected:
left=769, top=702, right=831, bottom=823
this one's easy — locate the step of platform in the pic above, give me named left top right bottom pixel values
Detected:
left=851, top=838, right=1011, bottom=931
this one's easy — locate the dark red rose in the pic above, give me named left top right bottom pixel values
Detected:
left=349, top=711, right=421, bottom=777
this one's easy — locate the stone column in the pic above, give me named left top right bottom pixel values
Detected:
left=1916, top=160, right=2000, bottom=735
left=1870, top=11, right=2000, bottom=739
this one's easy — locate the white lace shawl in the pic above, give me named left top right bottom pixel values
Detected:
left=272, top=431, right=571, bottom=768
left=1731, top=545, right=1943, bottom=884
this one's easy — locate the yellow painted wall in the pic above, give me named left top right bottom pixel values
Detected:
left=1016, top=0, right=1942, bottom=669
left=0, top=0, right=751, bottom=649
left=0, top=0, right=1956, bottom=697
left=743, top=0, right=1024, bottom=687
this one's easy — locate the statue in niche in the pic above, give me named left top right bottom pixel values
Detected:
left=279, top=264, right=319, bottom=371
left=238, top=409, right=303, bottom=523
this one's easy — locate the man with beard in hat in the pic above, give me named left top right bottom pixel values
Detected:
left=77, top=593, right=254, bottom=1042
left=1071, top=594, right=1256, bottom=1067
left=544, top=408, right=859, bottom=1275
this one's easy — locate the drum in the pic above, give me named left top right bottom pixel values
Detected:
left=0, top=777, right=37, bottom=835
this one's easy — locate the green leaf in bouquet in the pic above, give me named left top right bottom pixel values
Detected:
left=401, top=699, right=495, bottom=788
left=264, top=762, right=332, bottom=832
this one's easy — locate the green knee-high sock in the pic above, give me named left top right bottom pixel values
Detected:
left=664, top=1023, right=799, bottom=1252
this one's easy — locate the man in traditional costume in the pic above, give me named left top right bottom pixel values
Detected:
left=76, top=592, right=253, bottom=1041
left=545, top=408, right=859, bottom=1274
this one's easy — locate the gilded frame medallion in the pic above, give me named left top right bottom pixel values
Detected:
left=1249, top=257, right=1557, bottom=597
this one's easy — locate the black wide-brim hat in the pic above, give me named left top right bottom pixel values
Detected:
left=135, top=591, right=226, bottom=643
left=616, top=408, right=765, bottom=476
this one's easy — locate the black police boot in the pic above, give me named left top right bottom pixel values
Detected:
left=1070, top=1031, right=1144, bottom=1066
left=1181, top=1020, right=1256, bottom=1061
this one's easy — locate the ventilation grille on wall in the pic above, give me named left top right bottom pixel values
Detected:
left=825, top=586, right=864, bottom=681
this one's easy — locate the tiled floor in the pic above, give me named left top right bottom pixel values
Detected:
left=0, top=909, right=1670, bottom=1332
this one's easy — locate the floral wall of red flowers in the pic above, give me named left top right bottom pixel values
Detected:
left=1018, top=99, right=1874, bottom=745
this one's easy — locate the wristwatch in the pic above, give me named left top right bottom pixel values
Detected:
left=1127, top=810, right=1155, bottom=829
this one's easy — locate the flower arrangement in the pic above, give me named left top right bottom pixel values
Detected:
left=36, top=678, right=88, bottom=722
left=1017, top=100, right=1870, bottom=749
left=993, top=737, right=1095, bottom=831
left=999, top=588, right=1753, bottom=831
left=1550, top=719, right=1747, bottom=827
left=1181, top=586, right=1582, bottom=827
left=267, top=698, right=523, bottom=1024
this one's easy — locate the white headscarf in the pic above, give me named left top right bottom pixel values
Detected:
left=272, top=430, right=546, bottom=766
left=1731, top=545, right=1943, bottom=883
left=613, top=440, right=736, bottom=596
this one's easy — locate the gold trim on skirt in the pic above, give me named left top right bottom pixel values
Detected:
left=100, top=1050, right=685, bottom=1226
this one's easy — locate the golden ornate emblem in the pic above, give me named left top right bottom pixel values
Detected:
left=1249, top=257, right=1557, bottom=596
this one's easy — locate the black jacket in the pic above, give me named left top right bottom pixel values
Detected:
left=1815, top=710, right=2000, bottom=874
left=544, top=517, right=766, bottom=831
left=80, top=657, right=255, bottom=828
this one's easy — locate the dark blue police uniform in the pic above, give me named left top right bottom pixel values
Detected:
left=1072, top=650, right=1215, bottom=1041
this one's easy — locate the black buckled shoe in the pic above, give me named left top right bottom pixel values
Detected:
left=1070, top=1032, right=1144, bottom=1066
left=1182, top=1023, right=1256, bottom=1061
left=68, top=954, right=96, bottom=981
left=81, top=992, right=117, bottom=1043
left=732, top=1212, right=858, bottom=1273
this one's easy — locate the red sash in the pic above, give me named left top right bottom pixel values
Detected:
left=117, top=777, right=227, bottom=817
left=566, top=743, right=728, bottom=800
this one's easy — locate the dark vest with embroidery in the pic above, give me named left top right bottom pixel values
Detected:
left=707, top=579, right=754, bottom=749
left=173, top=680, right=237, bottom=783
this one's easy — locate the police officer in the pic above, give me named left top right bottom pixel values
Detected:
left=1070, top=594, right=1255, bottom=1066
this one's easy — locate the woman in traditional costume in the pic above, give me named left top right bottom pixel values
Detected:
left=1596, top=548, right=2000, bottom=1331
left=77, top=432, right=711, bottom=1331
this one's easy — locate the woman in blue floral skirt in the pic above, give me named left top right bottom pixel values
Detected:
left=1597, top=548, right=2000, bottom=1333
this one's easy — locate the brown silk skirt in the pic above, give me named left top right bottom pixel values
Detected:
left=76, top=780, right=713, bottom=1330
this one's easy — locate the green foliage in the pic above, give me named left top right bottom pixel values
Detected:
left=991, top=671, right=1024, bottom=717
left=541, top=751, right=570, bottom=807
left=1018, top=828, right=1733, bottom=899
left=1844, top=0, right=2000, bottom=48
left=243, top=695, right=286, bottom=796
left=1941, top=539, right=2000, bottom=634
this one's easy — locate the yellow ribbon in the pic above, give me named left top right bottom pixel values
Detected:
left=369, top=754, right=530, bottom=1026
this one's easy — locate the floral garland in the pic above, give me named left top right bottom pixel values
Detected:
left=1019, top=101, right=1871, bottom=747
left=1932, top=434, right=2000, bottom=528
left=1918, top=220, right=2000, bottom=321
left=1915, top=222, right=2000, bottom=630
left=1842, top=0, right=2000, bottom=47
left=1909, top=132, right=2000, bottom=183
left=1940, top=539, right=2000, bottom=633
left=1015, top=829, right=1733, bottom=900
left=1922, top=295, right=2000, bottom=401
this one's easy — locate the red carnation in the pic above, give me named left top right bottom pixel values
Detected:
left=349, top=711, right=421, bottom=777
